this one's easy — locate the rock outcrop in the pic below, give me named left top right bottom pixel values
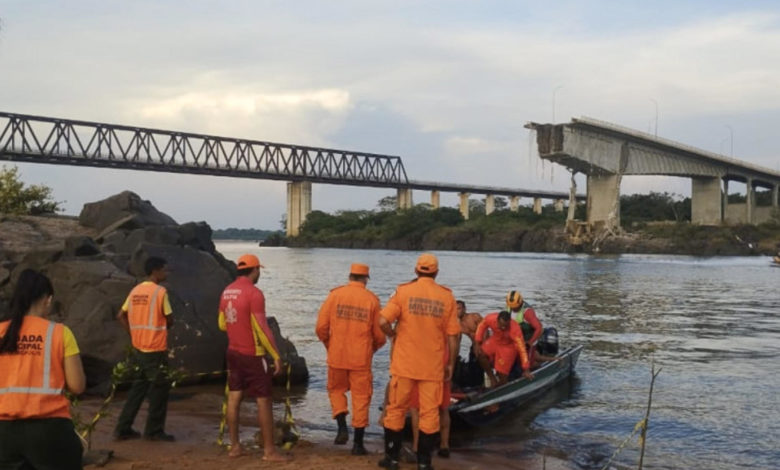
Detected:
left=0, top=192, right=308, bottom=390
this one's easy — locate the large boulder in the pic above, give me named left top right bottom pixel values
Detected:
left=0, top=192, right=309, bottom=391
left=79, top=191, right=176, bottom=233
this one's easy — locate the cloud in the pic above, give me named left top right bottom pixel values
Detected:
left=1, top=3, right=779, bottom=227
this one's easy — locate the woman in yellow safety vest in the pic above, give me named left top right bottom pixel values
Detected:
left=0, top=269, right=86, bottom=470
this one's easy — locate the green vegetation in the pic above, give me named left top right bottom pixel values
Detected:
left=0, top=165, right=62, bottom=215
left=212, top=227, right=283, bottom=241
left=295, top=197, right=568, bottom=247
left=619, top=192, right=690, bottom=226
left=290, top=193, right=780, bottom=254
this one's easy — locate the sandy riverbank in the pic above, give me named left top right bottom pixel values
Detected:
left=78, top=388, right=572, bottom=470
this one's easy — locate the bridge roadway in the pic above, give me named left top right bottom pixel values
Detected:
left=527, top=117, right=780, bottom=229
left=0, top=111, right=579, bottom=235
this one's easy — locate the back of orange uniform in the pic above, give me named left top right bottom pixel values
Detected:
left=122, top=281, right=172, bottom=352
left=476, top=312, right=530, bottom=372
left=315, top=281, right=386, bottom=370
left=381, top=277, right=461, bottom=381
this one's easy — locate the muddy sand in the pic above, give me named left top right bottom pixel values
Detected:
left=77, top=388, right=572, bottom=470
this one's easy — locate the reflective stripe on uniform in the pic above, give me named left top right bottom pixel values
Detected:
left=130, top=286, right=166, bottom=331
left=0, top=322, right=63, bottom=396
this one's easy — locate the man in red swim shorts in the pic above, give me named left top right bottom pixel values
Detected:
left=218, top=254, right=288, bottom=462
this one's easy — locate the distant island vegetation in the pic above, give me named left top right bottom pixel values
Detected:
left=284, top=193, right=780, bottom=255
left=212, top=227, right=284, bottom=242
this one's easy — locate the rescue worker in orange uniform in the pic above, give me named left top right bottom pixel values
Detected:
left=218, top=254, right=288, bottom=462
left=475, top=311, right=534, bottom=387
left=0, top=269, right=86, bottom=470
left=315, top=263, right=386, bottom=455
left=378, top=253, right=460, bottom=470
left=409, top=343, right=452, bottom=459
left=115, top=256, right=175, bottom=441
left=506, top=290, right=543, bottom=350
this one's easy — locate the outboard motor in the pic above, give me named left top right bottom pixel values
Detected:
left=538, top=327, right=559, bottom=355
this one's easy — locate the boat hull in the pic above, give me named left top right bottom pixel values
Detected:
left=450, top=345, right=583, bottom=427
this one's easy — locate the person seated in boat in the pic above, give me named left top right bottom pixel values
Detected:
left=774, top=252, right=780, bottom=264
left=451, top=301, right=485, bottom=390
left=513, top=327, right=562, bottom=373
left=475, top=311, right=534, bottom=387
left=506, top=291, right=543, bottom=352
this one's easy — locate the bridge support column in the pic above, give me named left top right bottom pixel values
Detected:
left=397, top=188, right=413, bottom=210
left=286, top=181, right=312, bottom=237
left=554, top=199, right=564, bottom=212
left=510, top=196, right=520, bottom=212
left=485, top=194, right=495, bottom=215
left=746, top=178, right=754, bottom=224
left=691, top=177, right=723, bottom=225
left=533, top=198, right=542, bottom=214
left=774, top=184, right=779, bottom=208
left=459, top=192, right=470, bottom=220
left=587, top=173, right=620, bottom=231
left=430, top=190, right=440, bottom=209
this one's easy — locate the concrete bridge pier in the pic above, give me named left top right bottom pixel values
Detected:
left=459, top=192, right=470, bottom=220
left=430, top=190, right=440, bottom=209
left=533, top=198, right=543, bottom=214
left=485, top=194, right=495, bottom=215
left=774, top=184, right=779, bottom=208
left=397, top=188, right=414, bottom=210
left=510, top=196, right=520, bottom=212
left=286, top=181, right=312, bottom=237
left=554, top=199, right=564, bottom=212
left=587, top=173, right=621, bottom=231
left=691, top=176, right=723, bottom=225
left=746, top=178, right=754, bottom=224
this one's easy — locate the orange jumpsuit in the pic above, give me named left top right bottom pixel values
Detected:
left=476, top=312, right=530, bottom=376
left=315, top=281, right=386, bottom=428
left=381, top=278, right=460, bottom=434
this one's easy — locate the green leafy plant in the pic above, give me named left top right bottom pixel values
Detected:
left=0, top=165, right=62, bottom=215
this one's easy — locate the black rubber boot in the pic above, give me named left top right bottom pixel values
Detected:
left=377, top=428, right=401, bottom=469
left=334, top=412, right=349, bottom=445
left=417, top=431, right=436, bottom=470
left=351, top=427, right=367, bottom=455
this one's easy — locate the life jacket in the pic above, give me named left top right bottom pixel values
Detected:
left=0, top=316, right=70, bottom=420
left=512, top=301, right=534, bottom=340
left=127, top=282, right=168, bottom=352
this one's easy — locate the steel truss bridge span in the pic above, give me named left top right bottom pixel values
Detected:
left=0, top=111, right=409, bottom=188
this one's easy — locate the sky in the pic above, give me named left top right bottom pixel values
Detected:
left=1, top=1, right=779, bottom=229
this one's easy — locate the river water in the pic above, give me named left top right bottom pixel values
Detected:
left=215, top=242, right=780, bottom=470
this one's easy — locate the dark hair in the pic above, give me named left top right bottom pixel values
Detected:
left=144, top=256, right=167, bottom=276
left=237, top=267, right=254, bottom=277
left=416, top=271, right=436, bottom=279
left=0, top=269, right=54, bottom=354
left=497, top=310, right=511, bottom=322
left=348, top=274, right=368, bottom=282
left=456, top=300, right=466, bottom=309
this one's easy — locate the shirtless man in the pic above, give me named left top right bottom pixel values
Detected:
left=456, top=300, right=482, bottom=355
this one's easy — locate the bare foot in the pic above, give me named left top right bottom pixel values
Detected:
left=262, top=452, right=291, bottom=462
left=228, top=445, right=243, bottom=458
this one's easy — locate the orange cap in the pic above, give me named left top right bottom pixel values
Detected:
left=236, top=254, right=264, bottom=270
left=415, top=253, right=438, bottom=274
left=350, top=263, right=370, bottom=277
